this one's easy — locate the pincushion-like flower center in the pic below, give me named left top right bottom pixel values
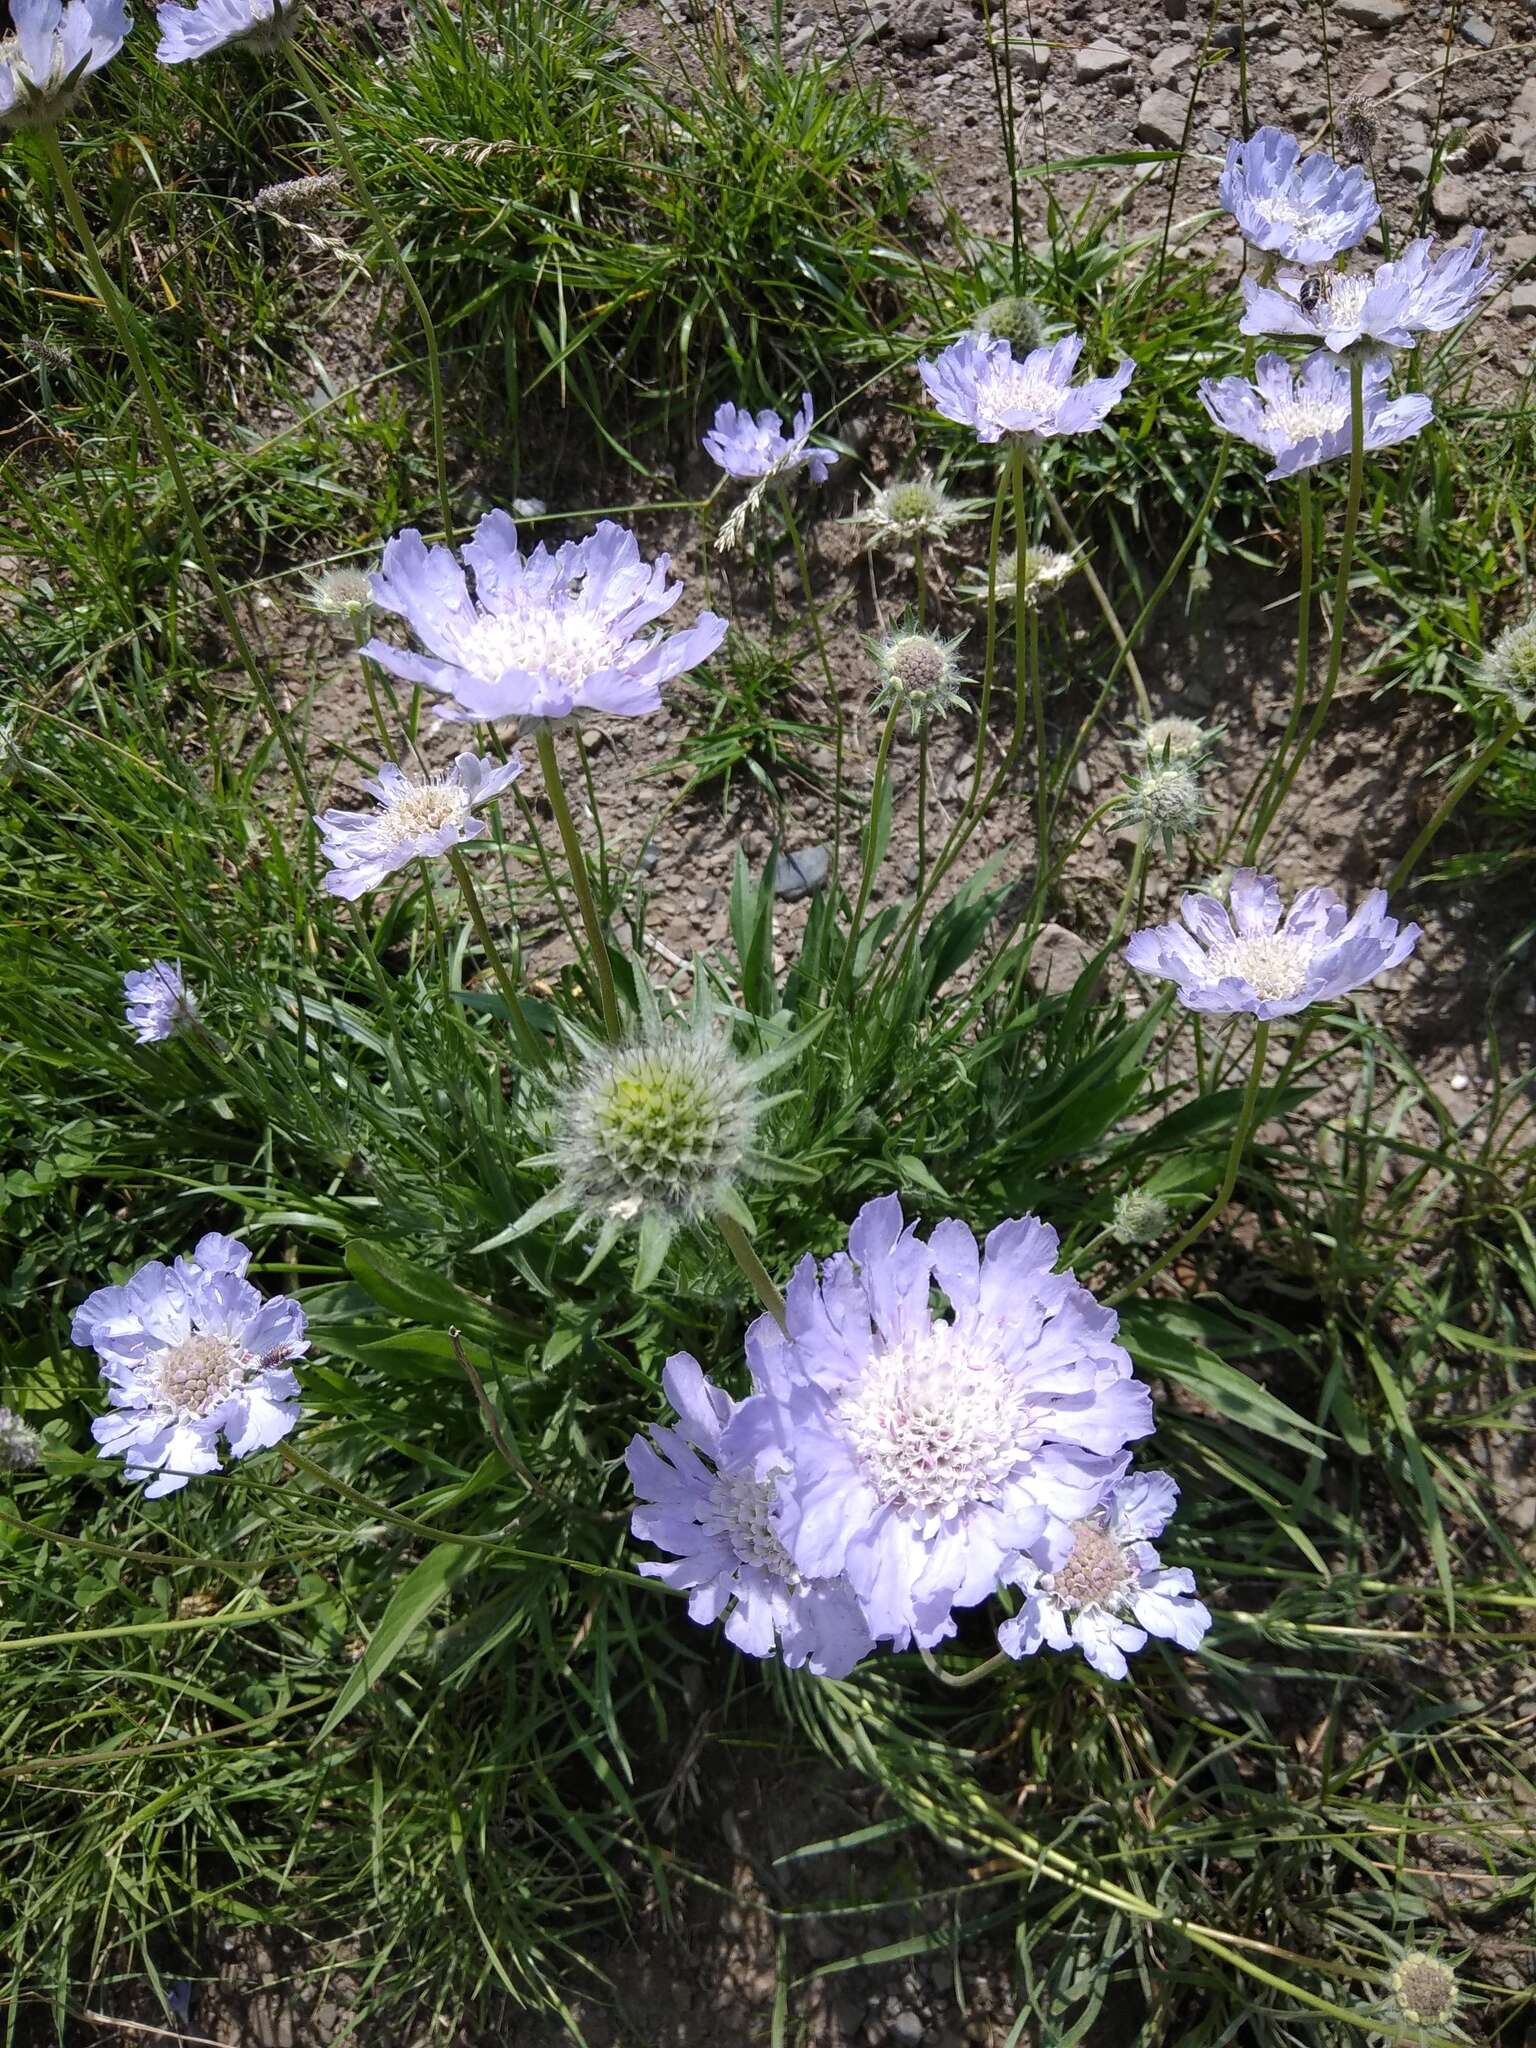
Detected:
left=465, top=605, right=629, bottom=689
left=156, top=1334, right=243, bottom=1416
left=979, top=359, right=1064, bottom=426
left=1390, top=1956, right=1456, bottom=2026
left=888, top=636, right=947, bottom=696
left=1206, top=933, right=1312, bottom=1001
left=840, top=1327, right=1031, bottom=1527
left=381, top=781, right=469, bottom=848
left=1251, top=190, right=1339, bottom=238
left=1299, top=273, right=1370, bottom=326
left=1267, top=391, right=1350, bottom=443
left=1051, top=1520, right=1132, bottom=1609
left=708, top=1467, right=798, bottom=1581
left=882, top=481, right=945, bottom=530
left=564, top=1032, right=755, bottom=1222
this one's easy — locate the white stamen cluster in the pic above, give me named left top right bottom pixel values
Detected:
left=707, top=1468, right=799, bottom=1581
left=1048, top=1519, right=1133, bottom=1611
left=1206, top=933, right=1312, bottom=1002
left=156, top=1334, right=244, bottom=1417
left=374, top=778, right=471, bottom=852
left=1267, top=390, right=1351, bottom=443
left=465, top=607, right=624, bottom=690
left=305, top=568, right=374, bottom=623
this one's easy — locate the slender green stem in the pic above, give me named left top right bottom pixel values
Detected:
left=284, top=41, right=454, bottom=547
left=535, top=725, right=622, bottom=1040
left=1010, top=439, right=1049, bottom=895
left=835, top=703, right=902, bottom=1001
left=40, top=127, right=314, bottom=817
left=716, top=1212, right=786, bottom=1328
left=1238, top=468, right=1314, bottom=861
left=1024, top=446, right=1151, bottom=721
left=914, top=533, right=927, bottom=629
left=778, top=487, right=844, bottom=882
left=919, top=1646, right=1008, bottom=1690
left=1252, top=355, right=1365, bottom=850
left=1109, top=1020, right=1271, bottom=1305
left=445, top=846, right=544, bottom=1065
left=1389, top=715, right=1523, bottom=896
left=916, top=727, right=930, bottom=894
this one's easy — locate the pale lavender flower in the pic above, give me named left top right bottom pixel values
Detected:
left=626, top=1354, right=874, bottom=1677
left=315, top=750, right=522, bottom=901
left=1125, top=868, right=1420, bottom=1019
left=703, top=391, right=838, bottom=486
left=997, top=1471, right=1211, bottom=1681
left=155, top=0, right=302, bottom=62
left=1240, top=231, right=1497, bottom=354
left=1198, top=350, right=1431, bottom=479
left=0, top=0, right=131, bottom=129
left=72, top=1234, right=306, bottom=1498
left=362, top=511, right=726, bottom=725
left=919, top=332, right=1134, bottom=447
left=123, top=960, right=200, bottom=1045
left=1219, top=125, right=1379, bottom=263
left=724, top=1195, right=1154, bottom=1653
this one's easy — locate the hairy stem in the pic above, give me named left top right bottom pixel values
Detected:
left=535, top=726, right=622, bottom=1041
left=716, top=1212, right=787, bottom=1328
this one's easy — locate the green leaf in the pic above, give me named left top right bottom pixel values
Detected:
left=344, top=1239, right=530, bottom=1347
left=316, top=1543, right=473, bottom=1739
left=1119, top=1308, right=1329, bottom=1447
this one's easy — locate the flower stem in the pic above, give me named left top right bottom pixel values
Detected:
left=1235, top=468, right=1313, bottom=862
left=1250, top=354, right=1364, bottom=852
left=1108, top=1019, right=1271, bottom=1305
left=1023, top=445, right=1151, bottom=722
left=284, top=41, right=455, bottom=548
left=535, top=725, right=622, bottom=1041
left=778, top=486, right=844, bottom=884
left=40, top=126, right=315, bottom=818
left=835, top=702, right=902, bottom=1002
left=715, top=1212, right=786, bottom=1328
left=1010, top=441, right=1049, bottom=894
left=444, top=846, right=544, bottom=1065
left=1389, top=715, right=1522, bottom=897
left=919, top=1646, right=1008, bottom=1690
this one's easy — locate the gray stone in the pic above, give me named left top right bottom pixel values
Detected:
left=1003, top=36, right=1051, bottom=77
left=1026, top=923, right=1107, bottom=1001
left=1073, top=36, right=1133, bottom=80
left=1510, top=283, right=1536, bottom=319
left=773, top=845, right=830, bottom=900
left=890, top=2016, right=925, bottom=2048
left=1136, top=89, right=1188, bottom=148
left=1271, top=44, right=1310, bottom=73
left=1149, top=41, right=1194, bottom=78
left=1501, top=231, right=1536, bottom=266
left=1337, top=0, right=1406, bottom=24
left=892, top=0, right=945, bottom=49
left=1431, top=174, right=1474, bottom=225
left=1162, top=0, right=1187, bottom=17
left=1458, top=12, right=1495, bottom=44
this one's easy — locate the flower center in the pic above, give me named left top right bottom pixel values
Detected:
left=381, top=781, right=469, bottom=847
left=883, top=483, right=943, bottom=529
left=1252, top=191, right=1334, bottom=235
left=707, top=1467, right=798, bottom=1581
left=1300, top=273, right=1370, bottom=325
left=1206, top=933, right=1312, bottom=1001
left=156, top=1334, right=243, bottom=1417
left=1050, top=1519, right=1132, bottom=1609
left=978, top=360, right=1063, bottom=426
left=839, top=1326, right=1031, bottom=1529
left=464, top=605, right=629, bottom=689
left=1391, top=1957, right=1456, bottom=2026
left=1267, top=392, right=1350, bottom=443
left=888, top=636, right=947, bottom=695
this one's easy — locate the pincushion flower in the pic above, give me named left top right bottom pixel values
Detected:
left=155, top=0, right=303, bottom=62
left=73, top=1233, right=306, bottom=1497
left=123, top=960, right=200, bottom=1045
left=703, top=391, right=838, bottom=486
left=1125, top=868, right=1420, bottom=1019
left=1, top=0, right=131, bottom=129
left=1219, top=125, right=1379, bottom=263
left=1240, top=231, right=1497, bottom=354
left=362, top=511, right=726, bottom=725
left=919, top=332, right=1133, bottom=447
left=724, top=1195, right=1154, bottom=1652
left=1198, top=351, right=1431, bottom=479
left=315, top=751, right=523, bottom=900
left=626, top=1355, right=874, bottom=1677
left=997, top=1470, right=1211, bottom=1681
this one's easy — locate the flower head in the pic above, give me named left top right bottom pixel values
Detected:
left=997, top=1470, right=1211, bottom=1680
left=1219, top=125, right=1379, bottom=263
left=1333, top=96, right=1380, bottom=165
left=626, top=1355, right=874, bottom=1677
left=315, top=751, right=523, bottom=901
left=1133, top=713, right=1221, bottom=764
left=1387, top=1952, right=1458, bottom=2030
left=724, top=1195, right=1154, bottom=1651
left=72, top=1234, right=306, bottom=1497
left=1481, top=609, right=1536, bottom=721
left=1116, top=760, right=1210, bottom=850
left=851, top=471, right=964, bottom=554
left=703, top=391, right=839, bottom=487
left=155, top=0, right=304, bottom=63
left=1198, top=350, right=1432, bottom=480
left=1126, top=868, right=1420, bottom=1019
left=919, top=332, right=1134, bottom=447
left=1109, top=1189, right=1170, bottom=1247
left=0, top=0, right=131, bottom=130
left=1241, top=231, right=1497, bottom=354
left=870, top=626, right=970, bottom=731
left=0, top=1404, right=44, bottom=1470
left=123, top=960, right=200, bottom=1045
left=361, top=511, right=726, bottom=726
left=971, top=294, right=1046, bottom=353
left=965, top=544, right=1081, bottom=610
left=304, top=566, right=373, bottom=628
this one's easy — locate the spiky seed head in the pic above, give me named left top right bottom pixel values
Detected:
left=853, top=472, right=961, bottom=551
left=557, top=1027, right=758, bottom=1229
left=972, top=545, right=1080, bottom=609
left=1121, top=762, right=1209, bottom=842
left=1482, top=610, right=1536, bottom=721
left=1135, top=714, right=1219, bottom=763
left=1388, top=1953, right=1458, bottom=2029
left=1109, top=1188, right=1171, bottom=1246
left=872, top=627, right=970, bottom=731
left=973, top=295, right=1046, bottom=352
left=1186, top=561, right=1214, bottom=602
left=254, top=169, right=344, bottom=217
left=21, top=332, right=73, bottom=371
left=1334, top=95, right=1380, bottom=164
left=0, top=1404, right=43, bottom=1469
left=305, top=568, right=375, bottom=627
